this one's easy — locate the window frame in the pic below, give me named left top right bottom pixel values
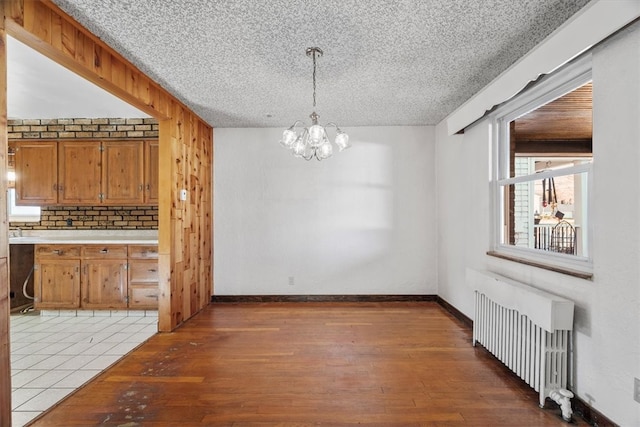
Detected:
left=489, top=54, right=593, bottom=275
left=7, top=188, right=41, bottom=223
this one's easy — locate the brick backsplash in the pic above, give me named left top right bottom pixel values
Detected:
left=8, top=117, right=159, bottom=139
left=8, top=117, right=159, bottom=231
left=11, top=206, right=158, bottom=230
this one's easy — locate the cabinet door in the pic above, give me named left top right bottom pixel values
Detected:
left=34, top=259, right=80, bottom=309
left=128, top=259, right=159, bottom=309
left=58, top=141, right=102, bottom=204
left=81, top=260, right=128, bottom=309
left=102, top=140, right=145, bottom=204
left=12, top=141, right=58, bottom=205
left=145, top=140, right=159, bottom=204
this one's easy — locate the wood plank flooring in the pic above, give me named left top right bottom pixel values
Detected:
left=28, top=302, right=585, bottom=426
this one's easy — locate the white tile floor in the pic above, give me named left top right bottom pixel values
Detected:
left=10, top=310, right=157, bottom=427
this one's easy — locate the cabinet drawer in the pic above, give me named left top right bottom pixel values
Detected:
left=128, top=285, right=158, bottom=309
left=81, top=245, right=128, bottom=259
left=129, top=260, right=159, bottom=283
left=128, top=245, right=159, bottom=259
left=35, top=245, right=80, bottom=258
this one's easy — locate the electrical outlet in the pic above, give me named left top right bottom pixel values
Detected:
left=288, top=276, right=295, bottom=286
left=634, top=377, right=640, bottom=403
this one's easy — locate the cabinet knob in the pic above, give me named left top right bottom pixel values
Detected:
left=100, top=248, right=109, bottom=254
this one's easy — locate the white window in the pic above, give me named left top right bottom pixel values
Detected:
left=490, top=55, right=592, bottom=275
left=7, top=171, right=40, bottom=222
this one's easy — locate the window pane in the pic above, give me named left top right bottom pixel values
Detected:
left=8, top=188, right=41, bottom=222
left=502, top=171, right=589, bottom=257
left=509, top=82, right=592, bottom=178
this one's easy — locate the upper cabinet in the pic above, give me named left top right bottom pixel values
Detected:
left=101, top=140, right=145, bottom=204
left=12, top=141, right=58, bottom=205
left=58, top=141, right=102, bottom=204
left=10, top=139, right=158, bottom=206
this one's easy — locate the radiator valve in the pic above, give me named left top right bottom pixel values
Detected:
left=549, top=388, right=574, bottom=422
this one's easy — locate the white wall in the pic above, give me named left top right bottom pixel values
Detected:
left=214, top=126, right=437, bottom=295
left=436, top=23, right=640, bottom=426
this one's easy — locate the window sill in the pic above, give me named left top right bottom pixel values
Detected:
left=486, top=250, right=593, bottom=280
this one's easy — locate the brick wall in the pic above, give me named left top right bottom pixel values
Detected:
left=8, top=117, right=159, bottom=139
left=514, top=158, right=532, bottom=248
left=8, top=118, right=158, bottom=230
left=11, top=206, right=158, bottom=230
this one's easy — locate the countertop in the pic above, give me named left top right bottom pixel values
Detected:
left=9, top=230, right=158, bottom=245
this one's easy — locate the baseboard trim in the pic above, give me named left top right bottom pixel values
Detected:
left=211, top=294, right=437, bottom=303
left=436, top=296, right=473, bottom=328
left=572, top=396, right=619, bottom=427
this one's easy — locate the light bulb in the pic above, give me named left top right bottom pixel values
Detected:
left=335, top=131, right=350, bottom=151
left=292, top=137, right=305, bottom=157
left=309, top=124, right=324, bottom=147
left=280, top=128, right=297, bottom=148
left=302, top=143, right=315, bottom=161
left=318, top=140, right=333, bottom=159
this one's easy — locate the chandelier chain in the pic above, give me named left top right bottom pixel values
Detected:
left=312, top=50, right=317, bottom=108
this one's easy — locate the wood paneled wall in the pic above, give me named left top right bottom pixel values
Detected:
left=0, top=1, right=213, bottom=424
left=0, top=17, right=11, bottom=426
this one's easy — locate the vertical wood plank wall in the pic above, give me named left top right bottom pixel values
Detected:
left=0, top=1, right=213, bottom=423
left=0, top=18, right=11, bottom=426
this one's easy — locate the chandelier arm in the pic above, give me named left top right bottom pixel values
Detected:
left=303, top=150, right=314, bottom=161
left=287, top=120, right=305, bottom=132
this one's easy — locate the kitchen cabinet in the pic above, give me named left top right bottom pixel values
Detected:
left=58, top=141, right=102, bottom=204
left=102, top=141, right=145, bottom=204
left=34, top=245, right=81, bottom=309
left=33, top=243, right=158, bottom=310
left=128, top=245, right=159, bottom=309
left=11, top=141, right=58, bottom=205
left=12, top=139, right=158, bottom=206
left=81, top=245, right=128, bottom=309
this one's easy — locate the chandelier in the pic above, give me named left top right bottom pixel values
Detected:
left=279, top=47, right=350, bottom=161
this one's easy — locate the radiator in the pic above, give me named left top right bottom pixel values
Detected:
left=468, top=269, right=574, bottom=409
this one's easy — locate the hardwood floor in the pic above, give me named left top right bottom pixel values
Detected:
left=29, top=302, right=585, bottom=426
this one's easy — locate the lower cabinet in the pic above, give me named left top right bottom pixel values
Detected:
left=34, top=245, right=81, bottom=309
left=128, top=245, right=159, bottom=309
left=34, top=243, right=158, bottom=310
left=33, top=245, right=80, bottom=309
left=81, top=245, right=128, bottom=309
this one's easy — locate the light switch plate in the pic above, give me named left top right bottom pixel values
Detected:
left=179, top=189, right=188, bottom=201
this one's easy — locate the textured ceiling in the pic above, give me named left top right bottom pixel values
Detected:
left=51, top=0, right=591, bottom=128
